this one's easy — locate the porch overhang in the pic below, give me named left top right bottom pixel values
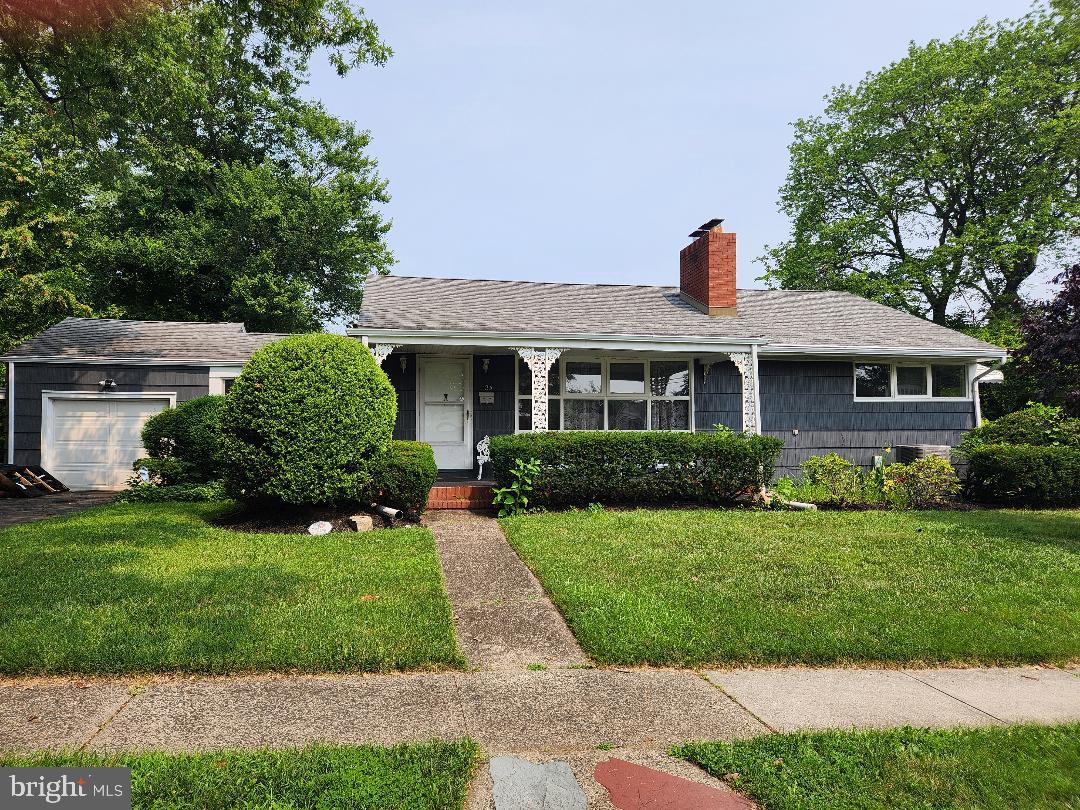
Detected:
left=347, top=327, right=767, bottom=355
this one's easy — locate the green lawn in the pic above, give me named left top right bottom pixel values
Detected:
left=500, top=508, right=1080, bottom=666
left=0, top=502, right=465, bottom=674
left=2, top=741, right=479, bottom=810
left=676, top=724, right=1080, bottom=810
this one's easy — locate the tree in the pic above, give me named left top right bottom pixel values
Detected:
left=0, top=0, right=393, bottom=350
left=1015, top=264, right=1080, bottom=415
left=762, top=3, right=1080, bottom=324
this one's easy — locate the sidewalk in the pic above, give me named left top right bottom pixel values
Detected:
left=2, top=665, right=1077, bottom=754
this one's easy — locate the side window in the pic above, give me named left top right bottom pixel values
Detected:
left=854, top=364, right=891, bottom=398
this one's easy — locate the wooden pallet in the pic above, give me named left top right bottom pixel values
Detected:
left=0, top=465, right=70, bottom=498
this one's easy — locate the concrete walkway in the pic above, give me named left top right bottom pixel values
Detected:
left=2, top=665, right=1076, bottom=755
left=424, top=510, right=589, bottom=670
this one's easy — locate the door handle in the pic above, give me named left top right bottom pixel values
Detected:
left=466, top=410, right=471, bottom=421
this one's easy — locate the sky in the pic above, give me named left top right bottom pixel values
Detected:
left=306, top=0, right=1037, bottom=293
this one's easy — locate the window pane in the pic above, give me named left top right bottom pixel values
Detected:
left=222, top=378, right=235, bottom=393
left=897, top=366, right=928, bottom=396
left=517, top=358, right=558, bottom=396
left=651, top=361, right=689, bottom=396
left=651, top=399, right=689, bottom=430
left=608, top=399, right=646, bottom=430
left=932, top=365, right=966, bottom=398
left=609, top=362, right=645, bottom=394
left=517, top=398, right=559, bottom=430
left=564, top=399, right=604, bottom=430
left=564, top=361, right=602, bottom=394
left=855, top=364, right=891, bottom=398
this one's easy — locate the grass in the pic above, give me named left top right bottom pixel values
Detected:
left=676, top=724, right=1080, bottom=810
left=0, top=502, right=466, bottom=675
left=500, top=508, right=1080, bottom=666
left=1, top=740, right=480, bottom=810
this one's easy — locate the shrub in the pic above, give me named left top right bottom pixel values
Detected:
left=139, top=395, right=227, bottom=483
left=966, top=444, right=1080, bottom=506
left=114, top=481, right=227, bottom=503
left=957, top=403, right=1080, bottom=459
left=361, top=440, right=438, bottom=516
left=801, top=453, right=868, bottom=505
left=219, top=334, right=397, bottom=505
left=489, top=429, right=783, bottom=508
left=883, top=456, right=961, bottom=508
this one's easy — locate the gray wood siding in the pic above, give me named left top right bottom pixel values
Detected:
left=383, top=352, right=417, bottom=441
left=694, top=359, right=741, bottom=431
left=472, top=353, right=515, bottom=471
left=758, top=359, right=975, bottom=475
left=12, top=363, right=209, bottom=466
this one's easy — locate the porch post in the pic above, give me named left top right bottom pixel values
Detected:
left=729, top=350, right=761, bottom=434
left=513, top=348, right=562, bottom=431
left=369, top=343, right=400, bottom=366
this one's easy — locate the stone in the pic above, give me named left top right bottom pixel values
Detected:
left=594, top=757, right=755, bottom=809
left=489, top=756, right=586, bottom=810
left=349, top=514, right=374, bottom=532
left=307, top=521, right=333, bottom=535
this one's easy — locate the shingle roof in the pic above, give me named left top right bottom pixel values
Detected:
left=1, top=318, right=288, bottom=362
left=353, top=275, right=1005, bottom=355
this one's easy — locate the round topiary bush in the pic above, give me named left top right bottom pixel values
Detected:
left=219, top=333, right=397, bottom=505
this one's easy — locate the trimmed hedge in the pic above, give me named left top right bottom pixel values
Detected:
left=490, top=430, right=784, bottom=508
left=219, top=334, right=397, bottom=505
left=137, top=395, right=226, bottom=483
left=966, top=444, right=1080, bottom=507
left=362, top=440, right=438, bottom=516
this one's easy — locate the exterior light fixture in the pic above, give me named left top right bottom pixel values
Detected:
left=99, top=378, right=117, bottom=390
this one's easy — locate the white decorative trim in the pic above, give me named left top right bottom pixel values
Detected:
left=729, top=351, right=760, bottom=434
left=369, top=343, right=400, bottom=366
left=513, top=348, right=562, bottom=431
left=476, top=435, right=491, bottom=479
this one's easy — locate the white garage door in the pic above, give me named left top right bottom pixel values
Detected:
left=44, top=396, right=171, bottom=490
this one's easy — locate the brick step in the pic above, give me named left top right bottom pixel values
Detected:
left=428, top=484, right=494, bottom=510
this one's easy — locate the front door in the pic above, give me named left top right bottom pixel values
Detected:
left=418, top=356, right=472, bottom=469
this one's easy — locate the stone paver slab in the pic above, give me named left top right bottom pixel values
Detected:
left=594, top=757, right=754, bottom=809
left=461, top=670, right=763, bottom=753
left=0, top=492, right=114, bottom=530
left=489, top=756, right=586, bottom=810
left=0, top=682, right=132, bottom=751
left=707, top=668, right=997, bottom=732
left=904, top=667, right=1080, bottom=724
left=89, top=674, right=466, bottom=751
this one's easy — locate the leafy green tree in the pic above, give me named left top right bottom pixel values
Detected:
left=0, top=0, right=393, bottom=350
left=762, top=3, right=1080, bottom=324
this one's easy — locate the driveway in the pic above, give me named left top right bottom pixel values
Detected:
left=0, top=491, right=115, bottom=530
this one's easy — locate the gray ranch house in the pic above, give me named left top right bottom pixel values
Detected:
left=3, top=219, right=1006, bottom=489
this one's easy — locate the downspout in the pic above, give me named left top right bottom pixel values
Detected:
left=971, top=357, right=1007, bottom=427
left=6, top=362, right=14, bottom=464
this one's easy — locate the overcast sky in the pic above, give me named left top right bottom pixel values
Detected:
left=307, top=0, right=1036, bottom=293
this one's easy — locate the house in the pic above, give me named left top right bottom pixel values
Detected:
left=2, top=219, right=1006, bottom=489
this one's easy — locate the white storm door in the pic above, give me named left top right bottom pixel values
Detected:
left=418, top=357, right=471, bottom=469
left=43, top=395, right=172, bottom=490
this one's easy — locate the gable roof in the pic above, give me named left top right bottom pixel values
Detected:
left=352, top=275, right=1005, bottom=356
left=1, top=318, right=288, bottom=363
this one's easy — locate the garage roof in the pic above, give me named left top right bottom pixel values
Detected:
left=1, top=318, right=289, bottom=363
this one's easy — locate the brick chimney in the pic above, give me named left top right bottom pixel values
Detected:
left=679, top=218, right=737, bottom=316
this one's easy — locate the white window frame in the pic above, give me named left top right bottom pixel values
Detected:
left=853, top=362, right=973, bottom=401
left=514, top=354, right=695, bottom=432
left=208, top=365, right=243, bottom=396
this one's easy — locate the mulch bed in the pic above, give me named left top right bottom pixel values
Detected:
left=212, top=502, right=402, bottom=534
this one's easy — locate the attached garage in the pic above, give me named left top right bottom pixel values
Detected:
left=41, top=394, right=174, bottom=490
left=3, top=318, right=288, bottom=490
